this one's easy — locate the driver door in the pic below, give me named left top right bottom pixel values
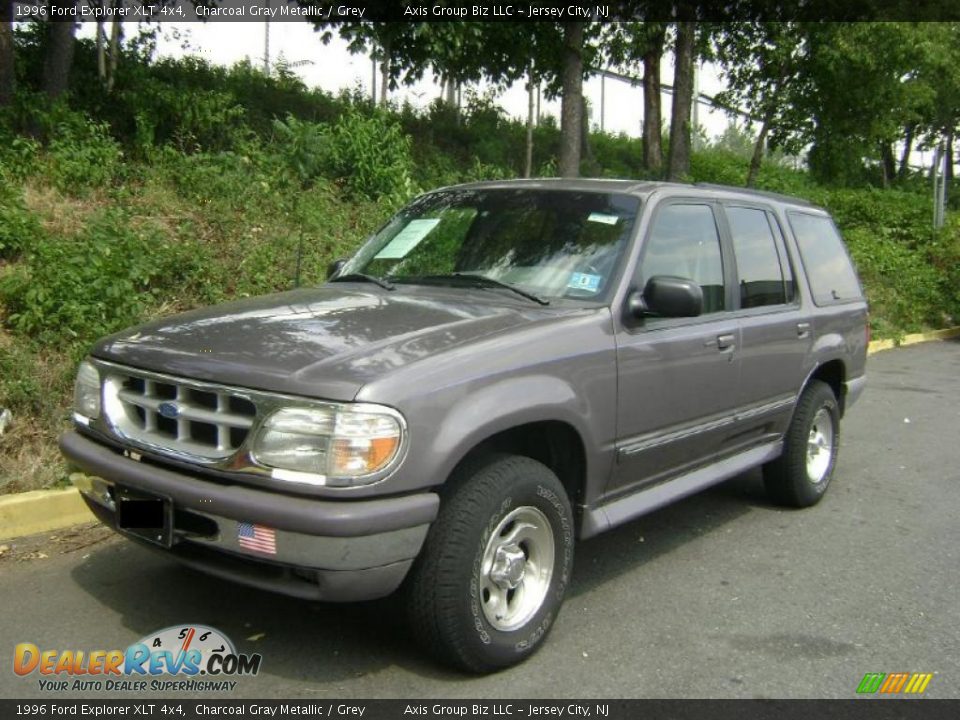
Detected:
left=609, top=201, right=742, bottom=497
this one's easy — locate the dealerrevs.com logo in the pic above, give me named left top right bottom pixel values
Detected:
left=13, top=624, right=262, bottom=692
left=856, top=672, right=934, bottom=695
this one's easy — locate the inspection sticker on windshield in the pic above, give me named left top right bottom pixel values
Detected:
left=568, top=272, right=601, bottom=292
left=587, top=212, right=620, bottom=225
left=374, top=218, right=441, bottom=259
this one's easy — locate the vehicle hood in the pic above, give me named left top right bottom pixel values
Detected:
left=92, top=285, right=568, bottom=400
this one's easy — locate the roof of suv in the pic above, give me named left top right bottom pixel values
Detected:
left=446, top=178, right=819, bottom=211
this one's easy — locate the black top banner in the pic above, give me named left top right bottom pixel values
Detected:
left=11, top=0, right=960, bottom=23
left=3, top=700, right=960, bottom=720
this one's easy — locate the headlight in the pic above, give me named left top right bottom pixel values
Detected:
left=251, top=404, right=405, bottom=487
left=73, top=360, right=101, bottom=423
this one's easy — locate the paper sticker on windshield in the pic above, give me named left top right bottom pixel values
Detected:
left=568, top=272, right=602, bottom=292
left=587, top=212, right=620, bottom=225
left=374, top=219, right=441, bottom=259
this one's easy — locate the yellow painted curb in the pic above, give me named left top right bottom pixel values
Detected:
left=0, top=487, right=94, bottom=541
left=868, top=327, right=960, bottom=356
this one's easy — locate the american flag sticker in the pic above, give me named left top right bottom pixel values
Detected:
left=237, top=523, right=277, bottom=555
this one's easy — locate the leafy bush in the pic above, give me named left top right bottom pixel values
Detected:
left=323, top=107, right=417, bottom=202
left=47, top=117, right=123, bottom=195
left=0, top=343, right=44, bottom=414
left=0, top=133, right=41, bottom=180
left=0, top=175, right=45, bottom=259
left=689, top=148, right=751, bottom=186
left=845, top=227, right=951, bottom=334
left=271, top=114, right=327, bottom=185
left=0, top=210, right=202, bottom=345
left=273, top=108, right=417, bottom=203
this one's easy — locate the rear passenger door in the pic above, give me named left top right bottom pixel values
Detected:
left=718, top=204, right=812, bottom=450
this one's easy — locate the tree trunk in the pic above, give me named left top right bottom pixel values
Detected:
left=898, top=124, right=914, bottom=179
left=558, top=22, right=585, bottom=178
left=525, top=64, right=535, bottom=178
left=641, top=26, right=665, bottom=173
left=880, top=143, right=895, bottom=188
left=96, top=20, right=106, bottom=84
left=580, top=95, right=594, bottom=170
left=106, top=13, right=120, bottom=93
left=666, top=21, right=695, bottom=181
left=746, top=116, right=770, bottom=187
left=0, top=0, right=14, bottom=107
left=43, top=1, right=78, bottom=100
left=378, top=39, right=390, bottom=108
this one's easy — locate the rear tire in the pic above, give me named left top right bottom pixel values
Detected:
left=404, top=452, right=574, bottom=673
left=764, top=380, right=840, bottom=508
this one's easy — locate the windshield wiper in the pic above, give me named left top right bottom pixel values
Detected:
left=402, top=273, right=549, bottom=305
left=330, top=273, right=395, bottom=291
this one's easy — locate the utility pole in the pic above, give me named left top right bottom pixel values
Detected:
left=600, top=73, right=605, bottom=133
left=263, top=0, right=270, bottom=76
left=934, top=141, right=947, bottom=230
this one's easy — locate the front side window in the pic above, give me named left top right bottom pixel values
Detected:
left=342, top=189, right=640, bottom=302
left=639, top=203, right=726, bottom=314
left=726, top=206, right=789, bottom=308
left=788, top=212, right=863, bottom=305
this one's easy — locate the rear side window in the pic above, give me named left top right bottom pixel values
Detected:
left=725, top=207, right=791, bottom=308
left=787, top=212, right=862, bottom=305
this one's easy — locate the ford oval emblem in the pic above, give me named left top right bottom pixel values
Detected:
left=158, top=402, right=180, bottom=420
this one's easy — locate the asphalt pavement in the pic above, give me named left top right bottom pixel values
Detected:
left=1, top=340, right=958, bottom=699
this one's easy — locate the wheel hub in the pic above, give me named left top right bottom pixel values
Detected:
left=806, top=407, right=835, bottom=483
left=489, top=544, right=527, bottom=590
left=479, top=506, right=555, bottom=632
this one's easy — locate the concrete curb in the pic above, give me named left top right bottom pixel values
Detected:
left=867, top=326, right=960, bottom=355
left=0, top=326, right=957, bottom=542
left=0, top=487, right=93, bottom=541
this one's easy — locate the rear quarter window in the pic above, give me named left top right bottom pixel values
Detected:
left=787, top=212, right=863, bottom=306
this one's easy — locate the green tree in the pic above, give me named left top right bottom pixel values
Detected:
left=713, top=22, right=814, bottom=186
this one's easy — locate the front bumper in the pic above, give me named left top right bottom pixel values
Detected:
left=60, top=431, right=438, bottom=601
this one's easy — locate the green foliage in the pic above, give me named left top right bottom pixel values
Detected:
left=273, top=108, right=417, bottom=203
left=0, top=175, right=44, bottom=260
left=0, top=133, right=41, bottom=180
left=46, top=117, right=123, bottom=195
left=125, top=79, right=245, bottom=153
left=324, top=107, right=417, bottom=202
left=0, top=210, right=203, bottom=345
left=689, top=148, right=751, bottom=186
left=816, top=189, right=959, bottom=336
left=270, top=114, right=327, bottom=185
left=0, top=343, right=44, bottom=414
left=591, top=132, right=645, bottom=179
left=845, top=227, right=952, bottom=334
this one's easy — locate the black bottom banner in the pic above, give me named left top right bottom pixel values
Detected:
left=3, top=699, right=959, bottom=720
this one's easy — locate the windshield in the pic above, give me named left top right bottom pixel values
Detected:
left=340, top=188, right=641, bottom=302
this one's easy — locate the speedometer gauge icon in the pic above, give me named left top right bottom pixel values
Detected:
left=134, top=624, right=236, bottom=670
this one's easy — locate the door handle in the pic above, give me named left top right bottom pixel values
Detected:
left=716, top=333, right=736, bottom=350
left=797, top=322, right=811, bottom=339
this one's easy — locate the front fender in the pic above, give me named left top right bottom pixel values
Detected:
left=400, top=373, right=616, bottom=505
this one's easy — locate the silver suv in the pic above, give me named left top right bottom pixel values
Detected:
left=62, top=180, right=868, bottom=672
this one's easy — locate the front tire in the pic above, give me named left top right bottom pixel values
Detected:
left=764, top=380, right=840, bottom=507
left=404, top=452, right=574, bottom=673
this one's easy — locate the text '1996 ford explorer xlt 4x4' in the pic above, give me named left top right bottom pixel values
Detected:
left=61, top=180, right=867, bottom=672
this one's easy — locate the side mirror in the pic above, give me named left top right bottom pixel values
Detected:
left=327, top=258, right=347, bottom=280
left=628, top=276, right=703, bottom=318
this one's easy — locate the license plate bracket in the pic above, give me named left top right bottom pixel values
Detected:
left=115, top=486, right=173, bottom=548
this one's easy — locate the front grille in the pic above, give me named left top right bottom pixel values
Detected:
left=102, top=368, right=257, bottom=460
